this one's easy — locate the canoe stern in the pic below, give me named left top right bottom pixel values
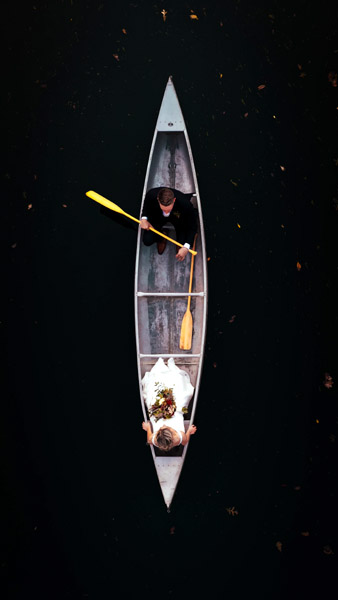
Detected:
left=154, top=456, right=185, bottom=508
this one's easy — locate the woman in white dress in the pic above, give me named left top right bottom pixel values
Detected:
left=142, top=357, right=197, bottom=451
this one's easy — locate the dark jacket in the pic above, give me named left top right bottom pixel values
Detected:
left=141, top=187, right=197, bottom=247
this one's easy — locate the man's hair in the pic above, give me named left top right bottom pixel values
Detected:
left=155, top=427, right=174, bottom=451
left=157, top=188, right=175, bottom=206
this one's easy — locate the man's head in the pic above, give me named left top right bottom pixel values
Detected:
left=157, top=188, right=176, bottom=211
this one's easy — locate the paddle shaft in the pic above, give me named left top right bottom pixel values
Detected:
left=186, top=235, right=197, bottom=310
left=179, top=234, right=197, bottom=350
left=86, top=190, right=197, bottom=256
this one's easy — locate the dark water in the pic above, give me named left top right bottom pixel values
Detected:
left=3, top=1, right=338, bottom=598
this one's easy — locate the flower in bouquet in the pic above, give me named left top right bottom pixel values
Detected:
left=149, top=383, right=177, bottom=422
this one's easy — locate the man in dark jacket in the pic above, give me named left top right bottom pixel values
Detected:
left=140, top=187, right=197, bottom=261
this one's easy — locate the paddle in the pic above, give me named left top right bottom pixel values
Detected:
left=86, top=190, right=197, bottom=256
left=179, top=235, right=197, bottom=350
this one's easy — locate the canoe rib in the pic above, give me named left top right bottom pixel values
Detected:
left=134, top=76, right=208, bottom=509
left=137, top=292, right=206, bottom=297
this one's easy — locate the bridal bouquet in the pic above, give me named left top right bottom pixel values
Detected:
left=148, top=384, right=177, bottom=422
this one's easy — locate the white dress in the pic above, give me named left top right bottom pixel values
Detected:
left=142, top=358, right=194, bottom=439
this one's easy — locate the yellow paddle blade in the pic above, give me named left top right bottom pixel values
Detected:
left=86, top=190, right=125, bottom=215
left=179, top=309, right=193, bottom=350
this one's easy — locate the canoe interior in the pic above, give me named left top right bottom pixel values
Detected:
left=147, top=132, right=194, bottom=193
left=136, top=131, right=206, bottom=458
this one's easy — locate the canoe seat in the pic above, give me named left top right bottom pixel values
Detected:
left=154, top=445, right=184, bottom=457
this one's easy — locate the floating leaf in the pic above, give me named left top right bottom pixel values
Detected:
left=27, top=204, right=33, bottom=210
left=244, top=112, right=248, bottom=118
left=237, top=223, right=241, bottom=228
left=275, top=541, right=282, bottom=552
left=230, top=179, right=238, bottom=187
left=190, top=14, right=199, bottom=20
left=62, top=203, right=67, bottom=208
left=226, top=506, right=239, bottom=516
left=280, top=165, right=286, bottom=171
left=257, top=84, right=266, bottom=90
left=323, top=373, right=334, bottom=389
left=122, top=28, right=127, bottom=34
left=296, top=261, right=301, bottom=271
left=328, top=72, right=337, bottom=87
left=228, top=315, right=236, bottom=323
left=113, top=54, right=119, bottom=61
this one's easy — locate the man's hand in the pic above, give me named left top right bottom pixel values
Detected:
left=140, top=219, right=151, bottom=230
left=176, top=247, right=189, bottom=261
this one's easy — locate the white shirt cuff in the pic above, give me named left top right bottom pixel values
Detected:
left=141, top=216, right=148, bottom=220
left=184, top=243, right=190, bottom=250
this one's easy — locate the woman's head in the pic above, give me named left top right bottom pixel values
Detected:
left=155, top=427, right=174, bottom=451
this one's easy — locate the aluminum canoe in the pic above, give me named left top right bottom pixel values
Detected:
left=134, top=76, right=208, bottom=509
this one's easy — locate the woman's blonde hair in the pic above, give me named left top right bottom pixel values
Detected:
left=155, top=427, right=174, bottom=451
